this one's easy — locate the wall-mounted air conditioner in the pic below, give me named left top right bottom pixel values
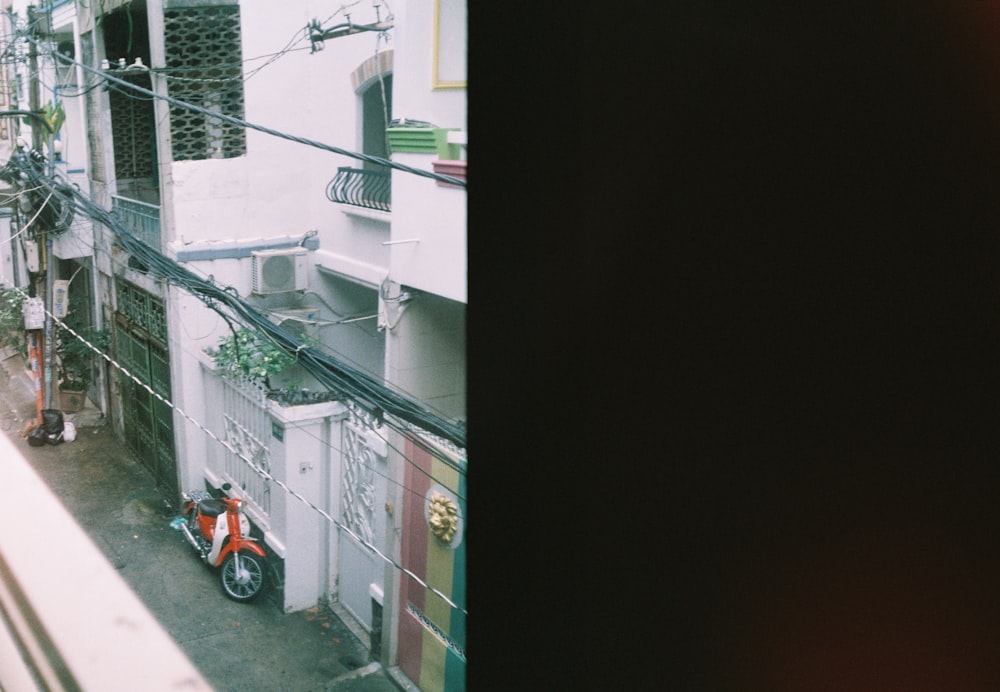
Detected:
left=251, top=248, right=311, bottom=295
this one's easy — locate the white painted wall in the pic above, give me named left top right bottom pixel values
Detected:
left=167, top=0, right=388, bottom=260
left=378, top=0, right=467, bottom=422
left=263, top=398, right=346, bottom=612
left=387, top=0, right=467, bottom=303
left=389, top=156, right=466, bottom=302
left=390, top=0, right=467, bottom=130
left=386, top=294, right=466, bottom=419
left=171, top=291, right=226, bottom=494
left=164, top=1, right=396, bottom=386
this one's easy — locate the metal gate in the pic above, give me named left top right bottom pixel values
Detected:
left=337, top=404, right=387, bottom=633
left=219, top=373, right=271, bottom=517
left=114, top=283, right=176, bottom=496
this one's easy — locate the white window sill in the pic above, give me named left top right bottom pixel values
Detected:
left=336, top=204, right=391, bottom=224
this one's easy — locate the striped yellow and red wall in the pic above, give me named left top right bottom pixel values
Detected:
left=397, top=436, right=466, bottom=691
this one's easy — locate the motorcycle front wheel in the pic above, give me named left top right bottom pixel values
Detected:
left=220, top=551, right=266, bottom=602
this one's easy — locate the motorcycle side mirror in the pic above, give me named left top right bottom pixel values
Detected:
left=222, top=482, right=232, bottom=492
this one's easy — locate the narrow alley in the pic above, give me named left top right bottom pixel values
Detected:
left=0, top=349, right=408, bottom=692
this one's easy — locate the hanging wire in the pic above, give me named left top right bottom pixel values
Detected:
left=0, top=21, right=468, bottom=613
left=27, top=35, right=466, bottom=187
left=60, top=225, right=467, bottom=491
left=0, top=276, right=466, bottom=615
left=4, top=151, right=466, bottom=449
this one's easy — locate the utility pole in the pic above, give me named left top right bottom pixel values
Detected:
left=26, top=6, right=54, bottom=412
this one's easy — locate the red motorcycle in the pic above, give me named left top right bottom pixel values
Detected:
left=170, top=483, right=268, bottom=602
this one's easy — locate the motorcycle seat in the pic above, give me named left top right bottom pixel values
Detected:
left=197, top=499, right=226, bottom=517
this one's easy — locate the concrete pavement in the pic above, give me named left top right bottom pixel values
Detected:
left=0, top=351, right=412, bottom=692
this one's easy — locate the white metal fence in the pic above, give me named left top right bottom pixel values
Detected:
left=218, top=372, right=273, bottom=517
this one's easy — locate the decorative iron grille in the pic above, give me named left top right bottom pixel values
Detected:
left=109, top=71, right=155, bottom=178
left=342, top=409, right=379, bottom=544
left=115, top=281, right=167, bottom=344
left=220, top=374, right=271, bottom=517
left=325, top=167, right=391, bottom=212
left=163, top=5, right=246, bottom=161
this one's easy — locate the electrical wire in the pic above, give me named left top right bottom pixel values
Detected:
left=146, top=42, right=314, bottom=84
left=78, top=224, right=450, bottom=436
left=4, top=152, right=466, bottom=449
left=242, top=26, right=312, bottom=82
left=3, top=208, right=468, bottom=589
left=280, top=397, right=467, bottom=503
left=30, top=167, right=469, bottom=488
left=26, top=35, right=466, bottom=188
left=34, top=261, right=416, bottom=506
left=12, top=188, right=54, bottom=238
left=0, top=102, right=468, bottom=615
left=1, top=16, right=469, bottom=526
left=0, top=277, right=466, bottom=615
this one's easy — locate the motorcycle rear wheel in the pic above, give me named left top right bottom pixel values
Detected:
left=220, top=551, right=266, bottom=602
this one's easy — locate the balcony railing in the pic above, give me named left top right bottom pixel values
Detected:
left=111, top=195, right=161, bottom=249
left=325, top=167, right=391, bottom=212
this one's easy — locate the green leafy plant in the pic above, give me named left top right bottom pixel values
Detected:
left=210, top=327, right=341, bottom=405
left=55, top=293, right=108, bottom=392
left=212, top=328, right=296, bottom=388
left=56, top=327, right=108, bottom=392
left=0, top=288, right=27, bottom=360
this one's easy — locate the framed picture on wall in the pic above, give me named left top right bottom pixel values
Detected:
left=434, top=0, right=466, bottom=89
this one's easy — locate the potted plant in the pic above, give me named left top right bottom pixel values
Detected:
left=56, top=335, right=90, bottom=412
left=209, top=327, right=340, bottom=406
left=211, top=327, right=297, bottom=391
left=55, top=294, right=108, bottom=412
